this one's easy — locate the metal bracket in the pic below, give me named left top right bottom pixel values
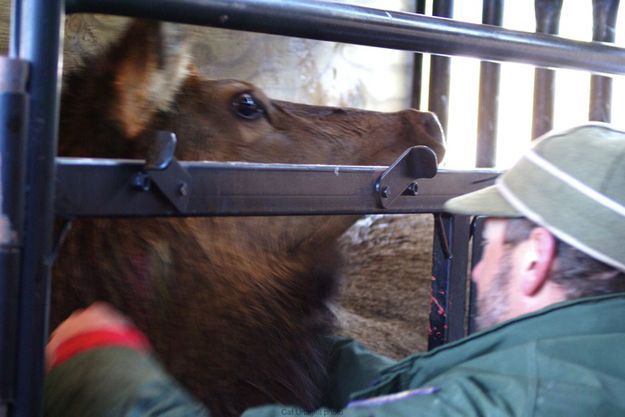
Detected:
left=375, top=145, right=438, bottom=209
left=133, top=131, right=192, bottom=213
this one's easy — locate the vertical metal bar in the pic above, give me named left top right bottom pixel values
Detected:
left=13, top=0, right=64, bottom=416
left=476, top=0, right=503, bottom=168
left=589, top=0, right=620, bottom=122
left=0, top=57, right=29, bottom=417
left=427, top=0, right=455, bottom=351
left=410, top=0, right=427, bottom=109
left=429, top=214, right=451, bottom=349
left=428, top=0, right=453, bottom=134
left=447, top=215, right=471, bottom=343
left=467, top=216, right=485, bottom=335
left=9, top=0, right=21, bottom=58
left=531, top=0, right=563, bottom=139
left=429, top=214, right=471, bottom=350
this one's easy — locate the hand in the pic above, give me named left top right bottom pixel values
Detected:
left=46, top=302, right=133, bottom=371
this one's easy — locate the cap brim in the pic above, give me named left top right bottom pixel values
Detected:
left=443, top=184, right=521, bottom=217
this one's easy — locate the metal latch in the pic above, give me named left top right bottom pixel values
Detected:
left=375, top=145, right=438, bottom=209
left=131, top=131, right=192, bottom=212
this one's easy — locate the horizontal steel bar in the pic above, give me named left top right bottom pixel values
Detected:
left=55, top=158, right=499, bottom=218
left=65, top=0, right=625, bottom=76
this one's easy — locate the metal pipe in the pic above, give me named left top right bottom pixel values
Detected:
left=409, top=0, right=426, bottom=109
left=429, top=214, right=471, bottom=349
left=428, top=0, right=453, bottom=134
left=9, top=0, right=21, bottom=57
left=467, top=217, right=486, bottom=335
left=55, top=159, right=499, bottom=218
left=589, top=0, right=620, bottom=122
left=13, top=0, right=64, bottom=416
left=0, top=57, right=29, bottom=417
left=65, top=0, right=625, bottom=77
left=532, top=0, right=563, bottom=139
left=476, top=0, right=503, bottom=168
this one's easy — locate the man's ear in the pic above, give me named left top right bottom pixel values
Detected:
left=521, top=227, right=557, bottom=296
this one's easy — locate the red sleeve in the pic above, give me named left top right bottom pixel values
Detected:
left=50, top=326, right=152, bottom=369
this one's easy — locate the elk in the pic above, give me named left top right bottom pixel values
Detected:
left=52, top=20, right=445, bottom=417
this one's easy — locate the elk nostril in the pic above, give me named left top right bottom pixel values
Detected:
left=421, top=112, right=445, bottom=146
left=416, top=111, right=446, bottom=162
left=400, top=109, right=446, bottom=163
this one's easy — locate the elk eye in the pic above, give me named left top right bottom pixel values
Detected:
left=232, top=93, right=264, bottom=120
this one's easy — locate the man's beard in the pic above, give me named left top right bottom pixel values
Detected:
left=475, top=250, right=514, bottom=332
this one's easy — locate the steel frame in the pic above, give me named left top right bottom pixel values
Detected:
left=65, top=0, right=625, bottom=75
left=55, top=159, right=498, bottom=218
left=2, top=1, right=625, bottom=416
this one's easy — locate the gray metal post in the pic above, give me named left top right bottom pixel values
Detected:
left=428, top=0, right=453, bottom=134
left=410, top=0, right=426, bottom=109
left=0, top=56, right=29, bottom=417
left=532, top=0, right=563, bottom=139
left=12, top=0, right=64, bottom=416
left=589, top=0, right=620, bottom=122
left=468, top=217, right=486, bottom=335
left=476, top=0, right=504, bottom=168
left=429, top=214, right=471, bottom=349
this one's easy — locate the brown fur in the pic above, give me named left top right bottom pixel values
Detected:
left=52, top=20, right=445, bottom=417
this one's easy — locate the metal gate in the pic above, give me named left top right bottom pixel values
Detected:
left=1, top=1, right=623, bottom=416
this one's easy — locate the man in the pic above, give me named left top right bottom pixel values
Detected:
left=45, top=123, right=625, bottom=416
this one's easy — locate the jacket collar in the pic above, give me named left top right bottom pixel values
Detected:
left=354, top=292, right=625, bottom=399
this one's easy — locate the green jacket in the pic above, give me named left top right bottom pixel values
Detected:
left=45, top=294, right=625, bottom=417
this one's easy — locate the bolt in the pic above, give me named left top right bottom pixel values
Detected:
left=381, top=185, right=391, bottom=198
left=131, top=172, right=151, bottom=191
left=407, top=182, right=419, bottom=196
left=178, top=181, right=188, bottom=196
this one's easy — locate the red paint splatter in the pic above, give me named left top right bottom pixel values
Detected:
left=431, top=296, right=446, bottom=316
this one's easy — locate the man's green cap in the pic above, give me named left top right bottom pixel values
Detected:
left=444, top=123, right=625, bottom=272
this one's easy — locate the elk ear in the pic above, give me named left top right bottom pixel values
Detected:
left=109, top=20, right=192, bottom=139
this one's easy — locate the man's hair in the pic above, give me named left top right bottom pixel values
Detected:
left=503, top=218, right=625, bottom=300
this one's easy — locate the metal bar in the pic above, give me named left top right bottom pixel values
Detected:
left=428, top=214, right=471, bottom=349
left=589, top=0, right=620, bottom=122
left=476, top=0, right=503, bottom=168
left=427, top=0, right=454, bottom=350
left=468, top=216, right=486, bottom=335
left=428, top=0, right=453, bottom=134
left=447, top=215, right=471, bottom=342
left=430, top=214, right=451, bottom=349
left=532, top=0, right=563, bottom=139
left=9, top=0, right=21, bottom=57
left=0, top=57, right=29, bottom=417
left=410, top=0, right=426, bottom=109
left=532, top=69, right=556, bottom=139
left=65, top=0, right=625, bottom=77
left=13, top=1, right=64, bottom=416
left=54, top=159, right=498, bottom=218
